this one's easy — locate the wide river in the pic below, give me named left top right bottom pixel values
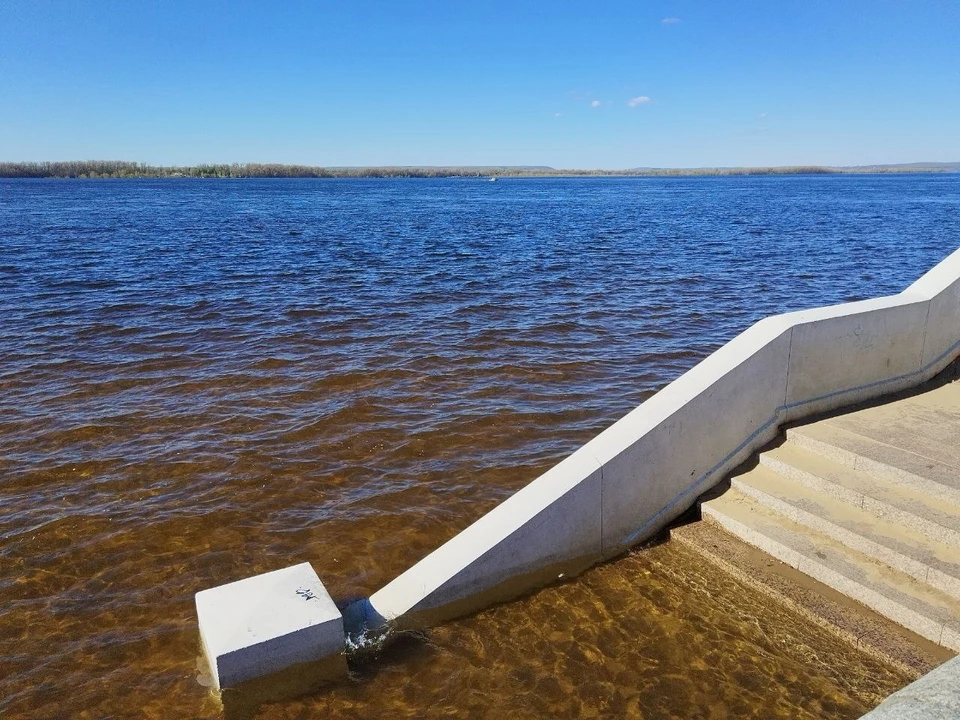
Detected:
left=2, top=175, right=958, bottom=718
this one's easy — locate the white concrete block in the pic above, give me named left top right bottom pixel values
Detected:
left=196, top=562, right=345, bottom=689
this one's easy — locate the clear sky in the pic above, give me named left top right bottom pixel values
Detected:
left=1, top=1, right=958, bottom=169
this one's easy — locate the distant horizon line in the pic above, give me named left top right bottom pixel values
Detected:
left=2, top=159, right=959, bottom=179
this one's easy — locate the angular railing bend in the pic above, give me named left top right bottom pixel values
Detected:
left=350, top=246, right=960, bottom=631
left=196, top=247, right=960, bottom=694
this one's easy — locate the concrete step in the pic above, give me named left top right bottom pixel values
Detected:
left=787, top=421, right=960, bottom=508
left=729, top=465, right=960, bottom=598
left=828, top=384, right=960, bottom=469
left=700, top=487, right=960, bottom=650
left=759, top=442, right=960, bottom=550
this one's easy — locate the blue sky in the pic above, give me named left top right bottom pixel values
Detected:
left=1, top=1, right=958, bottom=168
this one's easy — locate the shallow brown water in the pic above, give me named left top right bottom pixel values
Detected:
left=2, top=176, right=956, bottom=717
left=272, top=541, right=909, bottom=720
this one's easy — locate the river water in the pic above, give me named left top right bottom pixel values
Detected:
left=1, top=175, right=957, bottom=718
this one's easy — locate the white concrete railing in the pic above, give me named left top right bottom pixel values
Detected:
left=859, top=653, right=960, bottom=718
left=353, top=246, right=960, bottom=631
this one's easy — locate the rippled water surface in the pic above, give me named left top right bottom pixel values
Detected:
left=1, top=175, right=958, bottom=718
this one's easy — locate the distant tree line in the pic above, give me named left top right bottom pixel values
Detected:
left=0, top=160, right=945, bottom=179
left=0, top=161, right=339, bottom=179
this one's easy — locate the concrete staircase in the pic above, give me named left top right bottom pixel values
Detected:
left=701, top=378, right=960, bottom=651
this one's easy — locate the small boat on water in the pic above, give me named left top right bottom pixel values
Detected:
left=489, top=176, right=498, bottom=182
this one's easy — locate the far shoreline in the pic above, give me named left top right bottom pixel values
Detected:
left=1, top=160, right=958, bottom=180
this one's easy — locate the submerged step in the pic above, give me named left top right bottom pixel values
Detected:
left=730, top=465, right=960, bottom=598
left=700, top=488, right=960, bottom=650
left=760, top=442, right=960, bottom=549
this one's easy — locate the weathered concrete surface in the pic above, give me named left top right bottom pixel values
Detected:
left=787, top=422, right=960, bottom=507
left=860, top=654, right=960, bottom=719
left=702, top=369, right=960, bottom=651
left=703, top=481, right=960, bottom=649
left=196, top=563, right=346, bottom=689
left=908, top=247, right=960, bottom=375
left=355, top=246, right=960, bottom=631
left=779, top=295, right=929, bottom=423
left=820, top=381, right=960, bottom=473
left=699, top=368, right=960, bottom=716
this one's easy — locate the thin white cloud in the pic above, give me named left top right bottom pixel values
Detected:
left=591, top=100, right=601, bottom=108
left=662, top=17, right=681, bottom=24
left=628, top=96, right=651, bottom=107
left=758, top=112, right=768, bottom=119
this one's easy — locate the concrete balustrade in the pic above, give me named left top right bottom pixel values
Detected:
left=779, top=295, right=929, bottom=422
left=591, top=315, right=794, bottom=554
left=909, top=252, right=960, bottom=373
left=195, top=246, right=960, bottom=689
left=356, top=246, right=960, bottom=630
left=860, top=655, right=960, bottom=719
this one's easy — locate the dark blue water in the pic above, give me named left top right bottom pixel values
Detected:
left=0, top=175, right=957, bottom=718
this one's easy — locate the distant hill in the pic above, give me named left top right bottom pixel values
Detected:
left=836, top=162, right=960, bottom=172
left=627, top=162, right=960, bottom=175
left=625, top=165, right=836, bottom=175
